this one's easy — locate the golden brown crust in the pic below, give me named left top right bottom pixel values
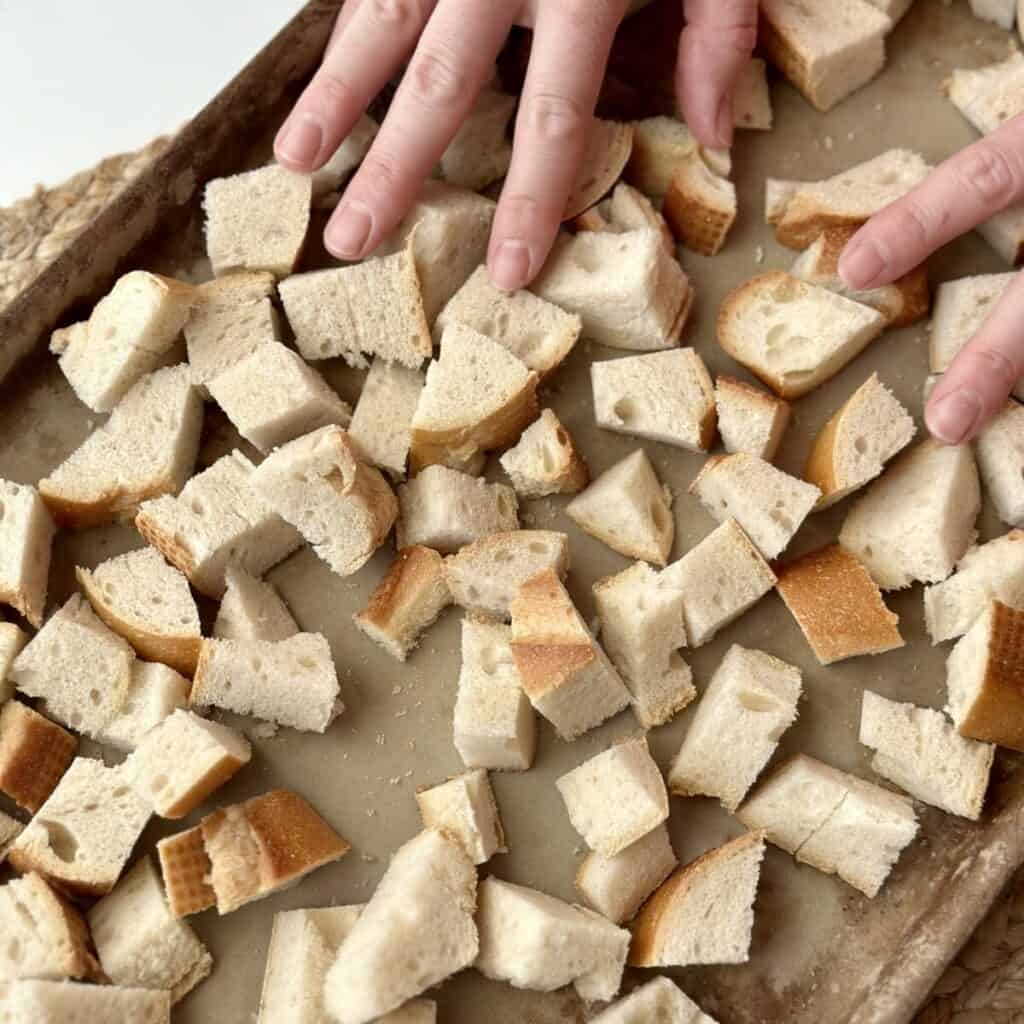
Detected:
left=0, top=702, right=77, bottom=813
left=563, top=120, right=635, bottom=220
left=775, top=206, right=866, bottom=250
left=889, top=265, right=931, bottom=328
left=776, top=544, right=904, bottom=665
left=40, top=472, right=182, bottom=531
left=134, top=511, right=200, bottom=582
left=760, top=18, right=820, bottom=112
left=664, top=155, right=736, bottom=257
left=158, top=827, right=216, bottom=918
left=803, top=403, right=846, bottom=502
left=163, top=750, right=250, bottom=821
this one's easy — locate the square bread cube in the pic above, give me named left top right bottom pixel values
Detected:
left=946, top=50, right=1024, bottom=134
left=714, top=376, right=791, bottom=462
left=977, top=200, right=1024, bottom=266
left=157, top=826, right=215, bottom=918
left=204, top=164, right=311, bottom=278
left=0, top=701, right=77, bottom=813
left=453, top=618, right=537, bottom=772
left=590, top=977, right=718, bottom=1024
left=734, top=57, right=772, bottom=131
left=0, top=809, right=23, bottom=863
left=976, top=401, right=1024, bottom=527
left=557, top=736, right=669, bottom=857
left=0, top=979, right=171, bottom=1022
left=499, top=410, right=589, bottom=498
left=88, top=857, right=211, bottom=1004
left=93, top=661, right=190, bottom=752
left=0, top=622, right=28, bottom=705
left=415, top=769, right=506, bottom=865
left=664, top=153, right=738, bottom=257
left=0, top=480, right=54, bottom=627
left=311, top=113, right=378, bottom=197
left=214, top=566, right=299, bottom=642
left=668, top=645, right=801, bottom=811
left=348, top=359, right=425, bottom=479
left=626, top=116, right=730, bottom=200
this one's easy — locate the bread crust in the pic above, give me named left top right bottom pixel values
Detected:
left=563, top=120, right=635, bottom=220
left=0, top=701, right=77, bottom=813
left=664, top=154, right=736, bottom=256
left=158, top=827, right=216, bottom=918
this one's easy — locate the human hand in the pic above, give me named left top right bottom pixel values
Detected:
left=838, top=116, right=1024, bottom=444
left=274, top=0, right=757, bottom=291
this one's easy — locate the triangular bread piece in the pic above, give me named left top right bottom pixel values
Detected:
left=664, top=153, right=737, bottom=257
left=564, top=119, right=635, bottom=219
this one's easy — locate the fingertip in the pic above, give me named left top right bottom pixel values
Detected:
left=838, top=235, right=886, bottom=290
left=925, top=387, right=983, bottom=445
left=324, top=199, right=375, bottom=261
left=275, top=112, right=326, bottom=172
left=488, top=239, right=533, bottom=292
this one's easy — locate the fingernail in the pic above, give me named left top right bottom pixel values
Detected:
left=839, top=238, right=885, bottom=289
left=326, top=201, right=373, bottom=259
left=715, top=98, right=733, bottom=148
left=489, top=241, right=532, bottom=291
left=276, top=113, right=324, bottom=167
left=926, top=389, right=982, bottom=444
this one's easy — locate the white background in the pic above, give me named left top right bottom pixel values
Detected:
left=0, top=0, right=308, bottom=205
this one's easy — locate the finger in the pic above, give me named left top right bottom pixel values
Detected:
left=328, top=0, right=363, bottom=49
left=487, top=1, right=629, bottom=291
left=324, top=0, right=515, bottom=260
left=925, top=271, right=1024, bottom=444
left=677, top=0, right=758, bottom=148
left=840, top=114, right=1024, bottom=290
left=274, top=0, right=436, bottom=173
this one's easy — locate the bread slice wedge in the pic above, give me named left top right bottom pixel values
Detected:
left=946, top=50, right=1024, bottom=136
left=0, top=624, right=26, bottom=706
left=977, top=199, right=1024, bottom=266
left=0, top=700, right=77, bottom=813
left=40, top=364, right=203, bottom=529
left=714, top=376, right=791, bottom=462
left=574, top=182, right=674, bottom=256
left=967, top=0, right=1017, bottom=29
left=156, top=826, right=215, bottom=918
left=348, top=359, right=425, bottom=480
left=214, top=566, right=298, bottom=642
left=839, top=439, right=981, bottom=589
left=564, top=119, right=635, bottom=220
left=976, top=401, right=1024, bottom=527
left=499, top=410, right=588, bottom=498
left=625, top=116, right=730, bottom=199
left=566, top=450, right=674, bottom=566
left=804, top=372, right=916, bottom=508
left=0, top=980, right=171, bottom=1022
left=590, top=977, right=718, bottom=1024
left=717, top=272, right=887, bottom=399
left=323, top=830, right=477, bottom=1024
left=415, top=769, right=505, bottom=865
left=664, top=153, right=737, bottom=257
left=439, top=89, right=515, bottom=191
left=92, top=661, right=190, bottom=752
left=0, top=480, right=54, bottom=627
left=733, top=57, right=772, bottom=131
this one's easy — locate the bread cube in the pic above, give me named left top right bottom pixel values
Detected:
left=690, top=453, right=820, bottom=560
left=397, top=465, right=518, bottom=554
left=475, top=876, right=630, bottom=1003
left=312, top=113, right=378, bottom=197
left=563, top=118, right=635, bottom=219
left=510, top=570, right=632, bottom=741
left=354, top=546, right=451, bottom=661
left=499, top=410, right=588, bottom=498
left=253, top=425, right=397, bottom=578
left=664, top=153, right=738, bottom=257
left=0, top=980, right=170, bottom=1022
left=8, top=758, right=152, bottom=897
left=625, top=116, right=730, bottom=199
left=88, top=857, right=211, bottom=1004
left=557, top=736, right=668, bottom=857
left=574, top=182, right=675, bottom=257
left=776, top=544, right=904, bottom=664
left=947, top=50, right=1024, bottom=135
left=977, top=402, right=1024, bottom=527
left=733, top=57, right=772, bottom=131
left=156, top=826, right=214, bottom=918
left=214, top=566, right=298, bottom=642
left=348, top=359, right=425, bottom=479
left=967, top=0, right=1017, bottom=29
left=415, top=769, right=505, bottom=865
left=714, top=376, right=791, bottom=462
left=0, top=623, right=27, bottom=705
left=0, top=809, right=23, bottom=863
left=0, top=481, right=54, bottom=627
left=668, top=646, right=800, bottom=811
left=453, top=619, right=537, bottom=772
left=591, top=977, right=718, bottom=1024
left=977, top=201, right=1024, bottom=266
left=0, top=701, right=77, bottom=813
left=93, top=661, right=190, bottom=752
left=439, top=89, right=515, bottom=191
left=204, top=164, right=311, bottom=278
left=191, top=633, right=341, bottom=733
left=567, top=450, right=674, bottom=566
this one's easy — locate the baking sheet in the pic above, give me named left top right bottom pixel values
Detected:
left=2, top=2, right=1024, bottom=1022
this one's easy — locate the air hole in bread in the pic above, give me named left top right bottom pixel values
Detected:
left=765, top=324, right=788, bottom=350
left=104, top=325, right=117, bottom=341
left=528, top=541, right=548, bottom=555
left=540, top=444, right=556, bottom=474
left=83, top=802, right=99, bottom=813
left=150, top=594, right=164, bottom=606
left=739, top=690, right=779, bottom=713
left=152, top=774, right=168, bottom=793
left=88, top=688, right=102, bottom=706
left=6, top=938, right=22, bottom=963
left=650, top=500, right=670, bottom=535
left=479, top=318, right=496, bottom=336
left=112, top=786, right=131, bottom=799
left=0, top=501, right=5, bottom=522
left=493, top=550, right=512, bottom=563
left=298, top=657, right=316, bottom=670
left=190, top=499, right=205, bottom=516
left=720, top=499, right=729, bottom=510
left=555, top=428, right=568, bottom=447
left=854, top=436, right=868, bottom=455
left=38, top=820, right=78, bottom=863
left=636, top=595, right=646, bottom=612
left=571, top=243, right=602, bottom=274
left=612, top=398, right=636, bottom=425
left=467, top=585, right=480, bottom=602
left=864, top=544, right=874, bottom=557
left=250, top=657, right=262, bottom=672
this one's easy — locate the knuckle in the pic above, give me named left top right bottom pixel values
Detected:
left=499, top=192, right=561, bottom=234
left=315, top=68, right=362, bottom=111
left=366, top=0, right=422, bottom=27
left=522, top=92, right=588, bottom=145
left=897, top=198, right=939, bottom=247
left=959, top=143, right=1020, bottom=208
left=355, top=150, right=403, bottom=197
left=407, top=48, right=466, bottom=107
left=971, top=345, right=1021, bottom=389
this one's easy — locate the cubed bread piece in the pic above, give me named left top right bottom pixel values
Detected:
left=435, top=265, right=581, bottom=377
left=410, top=322, right=539, bottom=472
left=93, top=661, right=190, bottom=752
left=717, top=272, right=887, bottom=399
left=625, top=116, right=730, bottom=199
left=0, top=980, right=171, bottom=1022
left=354, top=546, right=451, bottom=661
left=49, top=321, right=86, bottom=356
left=866, top=0, right=914, bottom=18
left=453, top=618, right=537, bottom=772
left=40, top=365, right=202, bottom=529
left=777, top=544, right=904, bottom=664
left=156, top=827, right=215, bottom=918
left=532, top=229, right=692, bottom=351
left=976, top=401, right=1024, bottom=527
left=733, top=57, right=772, bottom=131
left=0, top=623, right=28, bottom=704
left=839, top=439, right=981, bottom=589
left=574, top=183, right=675, bottom=256
left=475, top=876, right=630, bottom=1004
left=567, top=450, right=674, bottom=566
left=564, top=119, right=635, bottom=219
left=136, top=451, right=303, bottom=598
left=323, top=830, right=476, bottom=1024
left=764, top=177, right=800, bottom=224
left=664, top=153, right=738, bottom=257
left=0, top=809, right=23, bottom=863
left=439, top=89, right=515, bottom=190
left=593, top=562, right=693, bottom=729
left=204, top=164, right=311, bottom=278
left=499, top=410, right=588, bottom=498
left=252, top=425, right=398, bottom=578
left=946, top=50, right=1024, bottom=135
left=125, top=709, right=251, bottom=818
left=185, top=294, right=281, bottom=394
left=348, top=359, right=425, bottom=479
left=280, top=245, right=431, bottom=369
left=630, top=831, right=766, bottom=967
left=661, top=519, right=777, bottom=647
left=415, top=769, right=505, bottom=865
left=214, top=566, right=299, bottom=642
left=311, top=113, right=379, bottom=198
left=714, top=376, right=791, bottom=462
left=557, top=736, right=669, bottom=857
left=592, top=349, right=715, bottom=452
left=0, top=872, right=100, bottom=982
left=0, top=481, right=53, bottom=627
left=759, top=0, right=891, bottom=113
left=977, top=200, right=1024, bottom=265
left=669, top=645, right=801, bottom=811
left=191, top=634, right=341, bottom=733
left=791, top=226, right=930, bottom=328
left=8, top=758, right=152, bottom=897
left=967, top=0, right=1017, bottom=28
left=925, top=530, right=1024, bottom=643
left=57, top=271, right=196, bottom=413
left=860, top=691, right=994, bottom=820
left=510, top=570, right=632, bottom=741
left=0, top=702, right=77, bottom=814
left=689, top=453, right=820, bottom=560
left=737, top=754, right=918, bottom=897
left=88, top=857, right=211, bottom=1004
left=397, top=466, right=518, bottom=554
left=576, top=824, right=678, bottom=926
left=591, top=977, right=717, bottom=1024
left=208, top=342, right=351, bottom=453
left=946, top=600, right=1024, bottom=749
left=804, top=373, right=916, bottom=509
left=76, top=547, right=201, bottom=676
left=11, top=594, right=135, bottom=738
